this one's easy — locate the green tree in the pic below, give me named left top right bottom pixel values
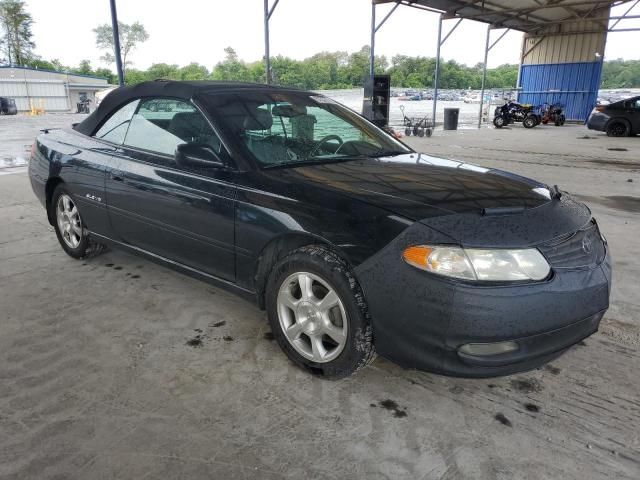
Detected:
left=179, top=62, right=209, bottom=81
left=93, top=21, right=149, bottom=76
left=24, top=58, right=58, bottom=70
left=124, top=67, right=146, bottom=85
left=145, top=62, right=180, bottom=80
left=94, top=67, right=117, bottom=84
left=23, top=50, right=637, bottom=90
left=601, top=59, right=640, bottom=89
left=74, top=59, right=93, bottom=76
left=0, top=0, right=34, bottom=65
left=210, top=47, right=253, bottom=82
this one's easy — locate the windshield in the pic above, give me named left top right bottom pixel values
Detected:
left=201, top=91, right=409, bottom=168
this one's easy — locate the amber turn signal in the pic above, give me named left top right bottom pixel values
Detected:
left=402, top=246, right=432, bottom=269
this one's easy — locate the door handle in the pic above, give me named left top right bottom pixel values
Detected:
left=110, top=170, right=124, bottom=182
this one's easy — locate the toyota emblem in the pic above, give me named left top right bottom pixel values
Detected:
left=581, top=236, right=593, bottom=254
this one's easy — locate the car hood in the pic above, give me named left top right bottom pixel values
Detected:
left=263, top=153, right=551, bottom=220
left=253, top=153, right=593, bottom=248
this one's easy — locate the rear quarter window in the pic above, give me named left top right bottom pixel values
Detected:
left=94, top=100, right=140, bottom=144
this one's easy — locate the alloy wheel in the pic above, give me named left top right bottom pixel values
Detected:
left=56, top=194, right=83, bottom=249
left=276, top=271, right=348, bottom=363
left=609, top=122, right=626, bottom=137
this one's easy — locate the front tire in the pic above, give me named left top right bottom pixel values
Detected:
left=51, top=185, right=106, bottom=259
left=493, top=115, right=505, bottom=128
left=265, top=245, right=375, bottom=379
left=606, top=120, right=630, bottom=137
left=523, top=115, right=536, bottom=128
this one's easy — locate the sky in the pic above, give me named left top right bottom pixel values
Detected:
left=24, top=0, right=640, bottom=71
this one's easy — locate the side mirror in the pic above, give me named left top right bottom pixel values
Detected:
left=175, top=143, right=226, bottom=169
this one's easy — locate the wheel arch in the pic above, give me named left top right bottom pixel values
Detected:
left=606, top=116, right=631, bottom=131
left=45, top=177, right=64, bottom=226
left=253, top=232, right=348, bottom=310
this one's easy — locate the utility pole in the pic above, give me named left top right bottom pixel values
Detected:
left=369, top=1, right=375, bottom=76
left=109, top=0, right=125, bottom=86
left=264, top=0, right=271, bottom=84
left=263, top=0, right=279, bottom=84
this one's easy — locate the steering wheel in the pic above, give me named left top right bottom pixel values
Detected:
left=308, top=135, right=343, bottom=158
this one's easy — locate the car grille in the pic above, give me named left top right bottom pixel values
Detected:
left=538, top=220, right=606, bottom=269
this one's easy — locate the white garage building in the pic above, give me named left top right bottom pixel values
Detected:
left=0, top=66, right=109, bottom=112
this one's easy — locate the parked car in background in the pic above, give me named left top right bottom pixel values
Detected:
left=29, top=81, right=611, bottom=379
left=0, top=96, right=17, bottom=115
left=587, top=96, right=640, bottom=136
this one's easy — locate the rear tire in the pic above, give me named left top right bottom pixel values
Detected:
left=523, top=116, right=536, bottom=128
left=606, top=120, right=630, bottom=137
left=493, top=116, right=505, bottom=128
left=51, top=185, right=106, bottom=259
left=265, top=245, right=375, bottom=379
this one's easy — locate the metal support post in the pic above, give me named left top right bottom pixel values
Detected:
left=109, top=0, right=124, bottom=86
left=478, top=25, right=491, bottom=128
left=369, top=1, right=401, bottom=76
left=370, top=1, right=376, bottom=76
left=264, top=0, right=279, bottom=84
left=432, top=14, right=443, bottom=127
left=477, top=28, right=510, bottom=128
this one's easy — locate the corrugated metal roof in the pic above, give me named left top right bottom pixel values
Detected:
left=522, top=31, right=606, bottom=64
left=0, top=66, right=108, bottom=83
left=375, top=0, right=633, bottom=33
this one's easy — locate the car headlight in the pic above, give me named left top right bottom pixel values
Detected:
left=402, top=245, right=550, bottom=282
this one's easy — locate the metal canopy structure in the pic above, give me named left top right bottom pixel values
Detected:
left=370, top=0, right=640, bottom=126
left=374, top=0, right=639, bottom=33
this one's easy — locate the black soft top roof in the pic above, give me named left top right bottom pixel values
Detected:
left=73, top=80, right=303, bottom=136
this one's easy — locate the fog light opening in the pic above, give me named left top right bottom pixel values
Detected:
left=458, top=341, right=519, bottom=357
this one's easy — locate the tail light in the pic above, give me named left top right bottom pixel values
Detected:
left=594, top=105, right=606, bottom=113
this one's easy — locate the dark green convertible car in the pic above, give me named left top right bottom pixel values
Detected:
left=29, top=81, right=611, bottom=379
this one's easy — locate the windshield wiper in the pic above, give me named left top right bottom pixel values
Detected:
left=365, top=150, right=410, bottom=158
left=262, top=156, right=362, bottom=169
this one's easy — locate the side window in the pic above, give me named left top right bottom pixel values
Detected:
left=93, top=99, right=140, bottom=144
left=123, top=98, right=224, bottom=158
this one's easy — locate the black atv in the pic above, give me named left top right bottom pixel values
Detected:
left=493, top=101, right=539, bottom=129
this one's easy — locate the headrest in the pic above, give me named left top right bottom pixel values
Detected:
left=170, top=111, right=205, bottom=128
left=271, top=104, right=307, bottom=118
left=243, top=108, right=273, bottom=130
left=168, top=112, right=208, bottom=141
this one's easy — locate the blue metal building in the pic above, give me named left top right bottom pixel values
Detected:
left=517, top=13, right=611, bottom=122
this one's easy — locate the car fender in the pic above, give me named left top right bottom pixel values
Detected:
left=605, top=116, right=631, bottom=130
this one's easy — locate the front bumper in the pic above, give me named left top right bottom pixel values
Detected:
left=355, top=227, right=612, bottom=378
left=586, top=112, right=608, bottom=132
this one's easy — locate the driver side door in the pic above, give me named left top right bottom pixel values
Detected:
left=105, top=97, right=237, bottom=281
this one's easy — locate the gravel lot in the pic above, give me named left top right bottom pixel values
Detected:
left=1, top=113, right=639, bottom=479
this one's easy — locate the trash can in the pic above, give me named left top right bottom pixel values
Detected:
left=443, top=108, right=459, bottom=130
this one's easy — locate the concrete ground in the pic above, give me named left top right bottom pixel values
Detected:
left=0, top=114, right=639, bottom=480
